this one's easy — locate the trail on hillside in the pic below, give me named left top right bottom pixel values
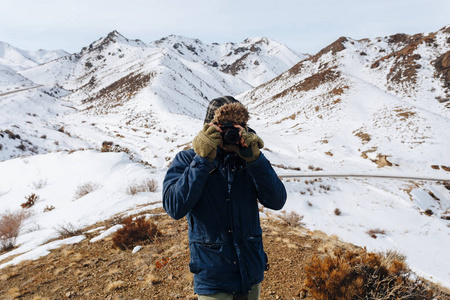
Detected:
left=0, top=85, right=43, bottom=97
left=278, top=173, right=450, bottom=182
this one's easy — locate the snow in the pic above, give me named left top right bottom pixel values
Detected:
left=0, top=235, right=85, bottom=269
left=1, top=29, right=450, bottom=289
left=0, top=151, right=163, bottom=266
left=132, top=246, right=142, bottom=254
left=90, top=224, right=123, bottom=243
left=281, top=177, right=450, bottom=286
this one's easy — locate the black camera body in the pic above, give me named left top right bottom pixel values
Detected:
left=219, top=122, right=253, bottom=158
left=220, top=122, right=240, bottom=145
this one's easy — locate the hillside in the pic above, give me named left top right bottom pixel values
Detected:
left=0, top=26, right=450, bottom=295
left=240, top=25, right=450, bottom=175
left=1, top=206, right=448, bottom=299
left=0, top=31, right=303, bottom=164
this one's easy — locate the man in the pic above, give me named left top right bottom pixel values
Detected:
left=163, top=96, right=287, bottom=299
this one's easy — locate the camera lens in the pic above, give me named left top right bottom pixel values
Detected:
left=223, top=128, right=240, bottom=145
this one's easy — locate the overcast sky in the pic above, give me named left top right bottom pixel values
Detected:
left=1, top=0, right=449, bottom=55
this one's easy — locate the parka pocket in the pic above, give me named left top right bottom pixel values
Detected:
left=246, top=235, right=267, bottom=280
left=189, top=242, right=237, bottom=278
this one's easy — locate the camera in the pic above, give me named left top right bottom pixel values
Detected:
left=220, top=122, right=240, bottom=145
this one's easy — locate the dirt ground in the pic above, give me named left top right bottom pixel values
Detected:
left=0, top=206, right=448, bottom=300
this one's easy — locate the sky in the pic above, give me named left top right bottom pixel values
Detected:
left=0, top=0, right=449, bottom=55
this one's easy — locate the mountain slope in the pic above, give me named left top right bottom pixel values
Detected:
left=0, top=41, right=68, bottom=94
left=0, top=41, right=68, bottom=71
left=11, top=31, right=303, bottom=166
left=19, top=31, right=304, bottom=117
left=240, top=25, right=450, bottom=175
left=1, top=27, right=450, bottom=290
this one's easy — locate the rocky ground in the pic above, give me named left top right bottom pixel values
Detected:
left=0, top=206, right=448, bottom=300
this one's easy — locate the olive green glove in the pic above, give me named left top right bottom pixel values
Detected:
left=192, top=124, right=223, bottom=162
left=227, top=131, right=264, bottom=163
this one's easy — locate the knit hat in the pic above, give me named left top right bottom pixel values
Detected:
left=204, top=96, right=240, bottom=124
left=212, top=102, right=249, bottom=126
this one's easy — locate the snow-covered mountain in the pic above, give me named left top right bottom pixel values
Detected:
left=1, top=27, right=450, bottom=289
left=1, top=31, right=303, bottom=164
left=0, top=42, right=68, bottom=94
left=0, top=41, right=68, bottom=71
left=149, top=35, right=306, bottom=87
left=241, top=25, right=450, bottom=175
left=19, top=31, right=304, bottom=118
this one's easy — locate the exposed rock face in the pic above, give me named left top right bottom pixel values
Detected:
left=434, top=50, right=450, bottom=102
left=373, top=154, right=393, bottom=168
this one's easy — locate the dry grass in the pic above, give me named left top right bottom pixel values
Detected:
left=112, top=216, right=161, bottom=250
left=43, top=205, right=55, bottom=213
left=106, top=280, right=126, bottom=291
left=305, top=248, right=436, bottom=299
left=366, top=228, right=386, bottom=239
left=277, top=210, right=304, bottom=227
left=32, top=179, right=47, bottom=190
left=1, top=208, right=448, bottom=299
left=21, top=193, right=39, bottom=209
left=54, top=223, right=83, bottom=238
left=74, top=181, right=100, bottom=199
left=0, top=210, right=30, bottom=252
left=126, top=179, right=158, bottom=195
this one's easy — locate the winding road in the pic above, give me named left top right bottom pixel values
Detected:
left=0, top=85, right=43, bottom=97
left=278, top=173, right=450, bottom=182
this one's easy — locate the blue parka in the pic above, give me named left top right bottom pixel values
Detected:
left=163, top=148, right=286, bottom=295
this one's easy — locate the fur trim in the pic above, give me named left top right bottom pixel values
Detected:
left=212, top=102, right=249, bottom=126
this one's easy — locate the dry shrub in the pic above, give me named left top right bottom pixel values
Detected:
left=334, top=208, right=342, bottom=216
left=277, top=210, right=304, bottom=227
left=0, top=210, right=30, bottom=252
left=126, top=179, right=158, bottom=195
left=106, top=280, right=126, bottom=291
left=54, top=223, right=83, bottom=238
left=74, top=181, right=100, bottom=199
left=112, top=216, right=161, bottom=250
left=366, top=228, right=386, bottom=239
left=21, top=193, right=39, bottom=209
left=304, top=248, right=435, bottom=300
left=32, top=179, right=47, bottom=189
left=43, top=205, right=55, bottom=212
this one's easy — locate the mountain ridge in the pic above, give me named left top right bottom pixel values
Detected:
left=0, top=27, right=450, bottom=290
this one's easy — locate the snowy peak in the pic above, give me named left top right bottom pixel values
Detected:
left=248, top=25, right=450, bottom=110
left=150, top=35, right=305, bottom=86
left=81, top=30, right=147, bottom=54
left=367, top=26, right=450, bottom=101
left=17, top=32, right=303, bottom=121
left=0, top=41, right=68, bottom=71
left=240, top=25, right=450, bottom=176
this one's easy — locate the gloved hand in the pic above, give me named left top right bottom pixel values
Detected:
left=192, top=124, right=223, bottom=162
left=226, top=131, right=264, bottom=163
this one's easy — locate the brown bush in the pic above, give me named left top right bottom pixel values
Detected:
left=54, top=223, right=83, bottom=238
left=304, top=248, right=435, bottom=300
left=74, top=182, right=100, bottom=199
left=21, top=193, right=39, bottom=209
left=112, top=216, right=161, bottom=250
left=277, top=211, right=304, bottom=227
left=0, top=210, right=30, bottom=252
left=126, top=179, right=158, bottom=195
left=366, top=228, right=386, bottom=239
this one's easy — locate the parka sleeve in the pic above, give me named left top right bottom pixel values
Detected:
left=162, top=151, right=214, bottom=220
left=247, top=153, right=287, bottom=210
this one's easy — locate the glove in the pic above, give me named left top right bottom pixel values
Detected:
left=192, top=124, right=223, bottom=162
left=227, top=131, right=264, bottom=163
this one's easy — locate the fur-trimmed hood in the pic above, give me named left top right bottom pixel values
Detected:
left=212, top=102, right=250, bottom=126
